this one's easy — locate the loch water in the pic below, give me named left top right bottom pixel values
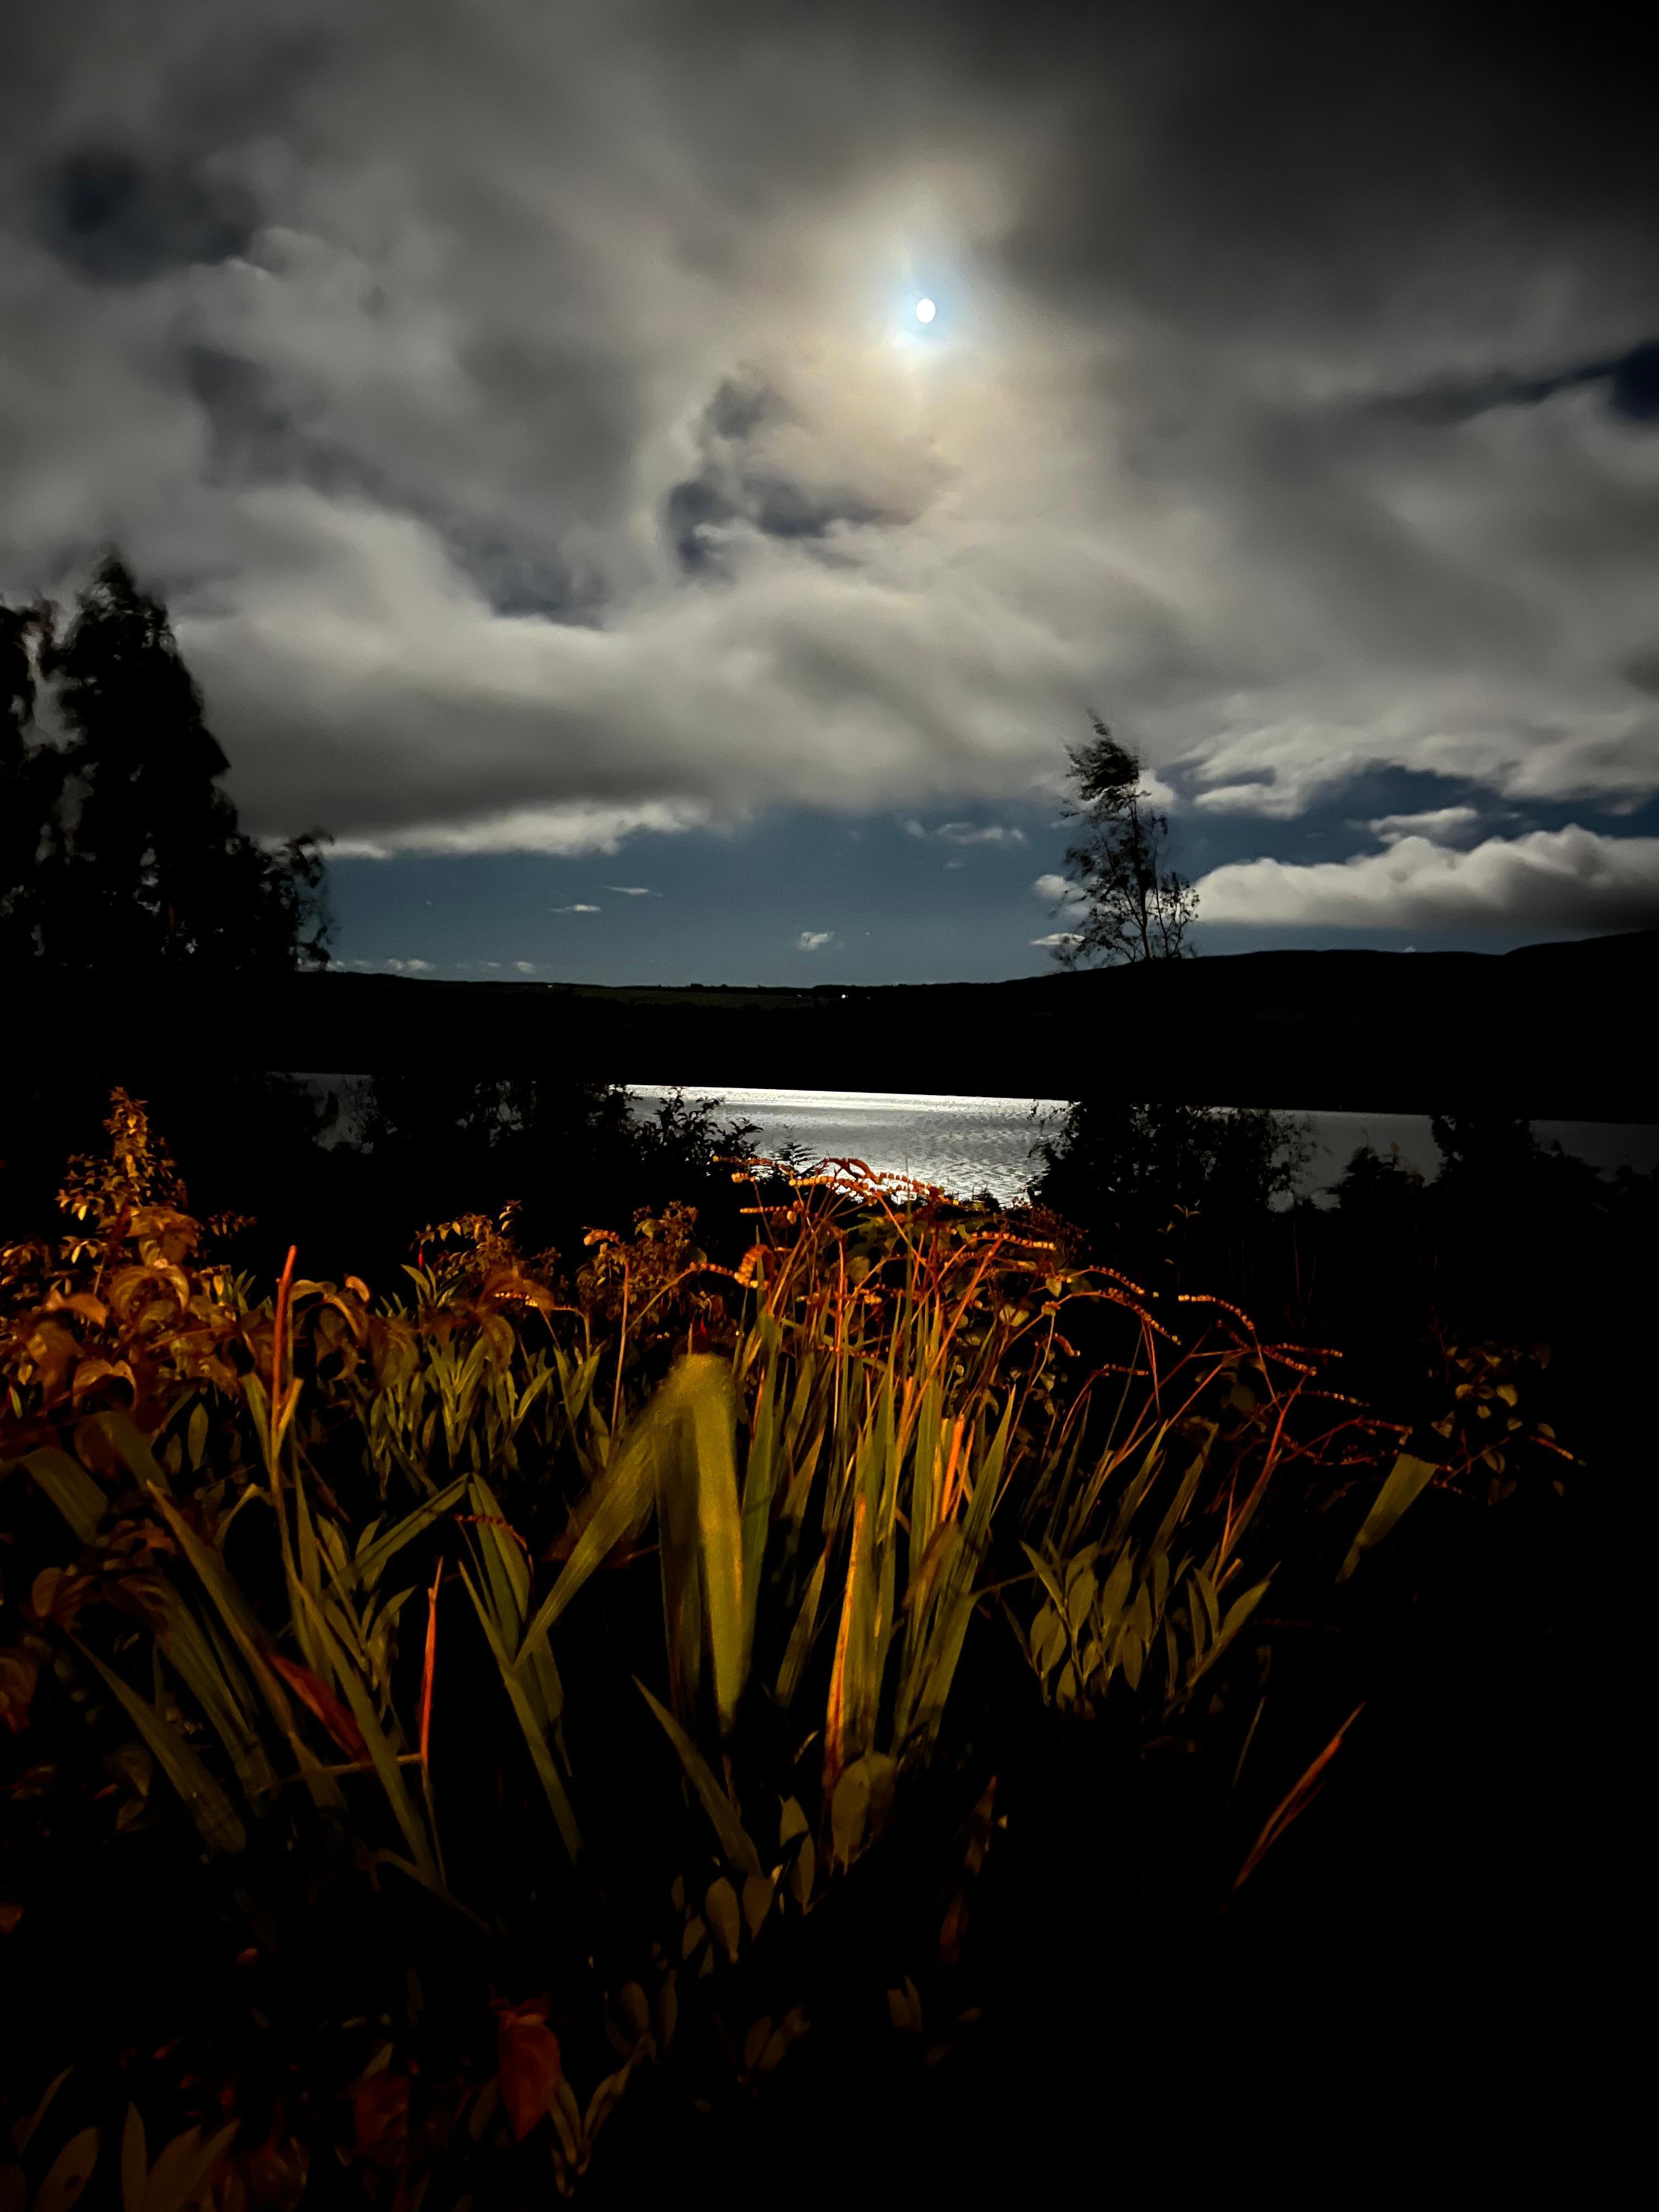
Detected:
left=625, top=1083, right=1659, bottom=1206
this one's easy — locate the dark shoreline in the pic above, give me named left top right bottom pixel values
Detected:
left=33, top=928, right=1654, bottom=1119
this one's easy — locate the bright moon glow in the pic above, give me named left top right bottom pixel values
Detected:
left=915, top=297, right=936, bottom=323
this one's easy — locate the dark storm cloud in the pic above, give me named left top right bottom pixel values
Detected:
left=665, top=375, right=902, bottom=573
left=1, top=0, right=1656, bottom=927
left=986, top=2, right=1659, bottom=342
left=37, top=149, right=258, bottom=285
left=1376, top=340, right=1659, bottom=428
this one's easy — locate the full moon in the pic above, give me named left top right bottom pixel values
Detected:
left=915, top=297, right=936, bottom=323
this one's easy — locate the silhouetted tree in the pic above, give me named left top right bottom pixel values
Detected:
left=1051, top=717, right=1196, bottom=966
left=2, top=554, right=331, bottom=981
left=0, top=603, right=62, bottom=966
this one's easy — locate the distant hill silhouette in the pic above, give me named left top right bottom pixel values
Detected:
left=44, top=927, right=1652, bottom=1118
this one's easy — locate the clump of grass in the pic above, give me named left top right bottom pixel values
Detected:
left=0, top=1097, right=1569, bottom=2200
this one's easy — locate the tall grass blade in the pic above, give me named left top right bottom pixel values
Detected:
left=77, top=1644, right=246, bottom=1857
left=1234, top=1705, right=1364, bottom=1887
left=288, top=1579, right=438, bottom=1883
left=1337, top=1453, right=1439, bottom=1582
left=458, top=1561, right=582, bottom=1864
left=681, top=1357, right=744, bottom=1735
left=775, top=1547, right=827, bottom=1710
left=636, top=1678, right=761, bottom=1876
left=19, top=1447, right=108, bottom=1543
left=823, top=1492, right=877, bottom=1793
left=517, top=1420, right=656, bottom=1652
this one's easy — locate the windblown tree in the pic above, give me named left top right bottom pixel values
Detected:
left=2, top=555, right=331, bottom=981
left=1049, top=716, right=1197, bottom=966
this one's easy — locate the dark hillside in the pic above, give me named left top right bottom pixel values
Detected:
left=35, top=928, right=1656, bottom=1116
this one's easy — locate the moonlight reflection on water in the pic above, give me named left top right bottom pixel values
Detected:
left=626, top=1086, right=1659, bottom=1206
left=628, top=1085, right=1069, bottom=1204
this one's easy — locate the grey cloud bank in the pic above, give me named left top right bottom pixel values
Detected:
left=3, top=0, right=1658, bottom=938
left=1195, top=826, right=1659, bottom=933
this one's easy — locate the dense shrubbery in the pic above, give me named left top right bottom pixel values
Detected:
left=0, top=1070, right=763, bottom=1299
left=1037, top=1096, right=1658, bottom=1473
left=2, top=1091, right=1585, bottom=2200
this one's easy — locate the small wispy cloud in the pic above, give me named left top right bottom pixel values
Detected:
left=381, top=956, right=435, bottom=972
left=1191, top=782, right=1308, bottom=820
left=1033, top=871, right=1085, bottom=908
left=1031, top=931, right=1082, bottom=949
left=1364, top=805, right=1482, bottom=847
left=330, top=804, right=706, bottom=861
left=551, top=902, right=601, bottom=912
left=607, top=885, right=657, bottom=896
left=905, top=819, right=1027, bottom=847
left=515, top=960, right=538, bottom=973
left=795, top=929, right=834, bottom=951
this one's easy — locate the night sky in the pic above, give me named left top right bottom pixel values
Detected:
left=5, top=1, right=1659, bottom=982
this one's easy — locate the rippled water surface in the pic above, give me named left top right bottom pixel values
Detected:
left=628, top=1084, right=1659, bottom=1204
left=629, top=1086, right=1070, bottom=1204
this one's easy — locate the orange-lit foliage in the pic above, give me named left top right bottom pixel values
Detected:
left=0, top=1094, right=1570, bottom=2202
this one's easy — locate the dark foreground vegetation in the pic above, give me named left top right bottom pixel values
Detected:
left=1, top=1085, right=1648, bottom=2201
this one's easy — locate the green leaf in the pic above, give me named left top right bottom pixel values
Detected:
left=830, top=1763, right=870, bottom=1867
left=789, top=1832, right=816, bottom=1909
left=741, top=1871, right=774, bottom=1939
left=1148, top=1422, right=1216, bottom=1556
left=1337, top=1453, right=1440, bottom=1581
left=1065, top=1560, right=1097, bottom=1636
left=1030, top=1605, right=1066, bottom=1678
left=1094, top=1550, right=1135, bottom=1641
left=136, top=2121, right=239, bottom=2212
left=347, top=1475, right=469, bottom=1592
left=33, top=2128, right=99, bottom=2212
left=518, top=1418, right=656, bottom=1654
left=1188, top=1576, right=1272, bottom=1689
left=1192, top=1567, right=1221, bottom=1639
left=1020, top=1543, right=1068, bottom=1620
left=738, top=1332, right=782, bottom=1681
left=143, top=1488, right=340, bottom=1807
left=84, top=1413, right=169, bottom=1496
left=287, top=1581, right=437, bottom=1883
left=681, top=1358, right=744, bottom=1736
left=775, top=1549, right=827, bottom=1711
left=635, top=1678, right=761, bottom=1876
left=457, top=1562, right=582, bottom=1865
left=12, top=2071, right=72, bottom=2157
left=18, top=1449, right=106, bottom=1544
left=75, top=1646, right=245, bottom=1858
left=824, top=1489, right=880, bottom=1780
left=120, top=2110, right=145, bottom=2212
left=150, top=1601, right=276, bottom=1807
